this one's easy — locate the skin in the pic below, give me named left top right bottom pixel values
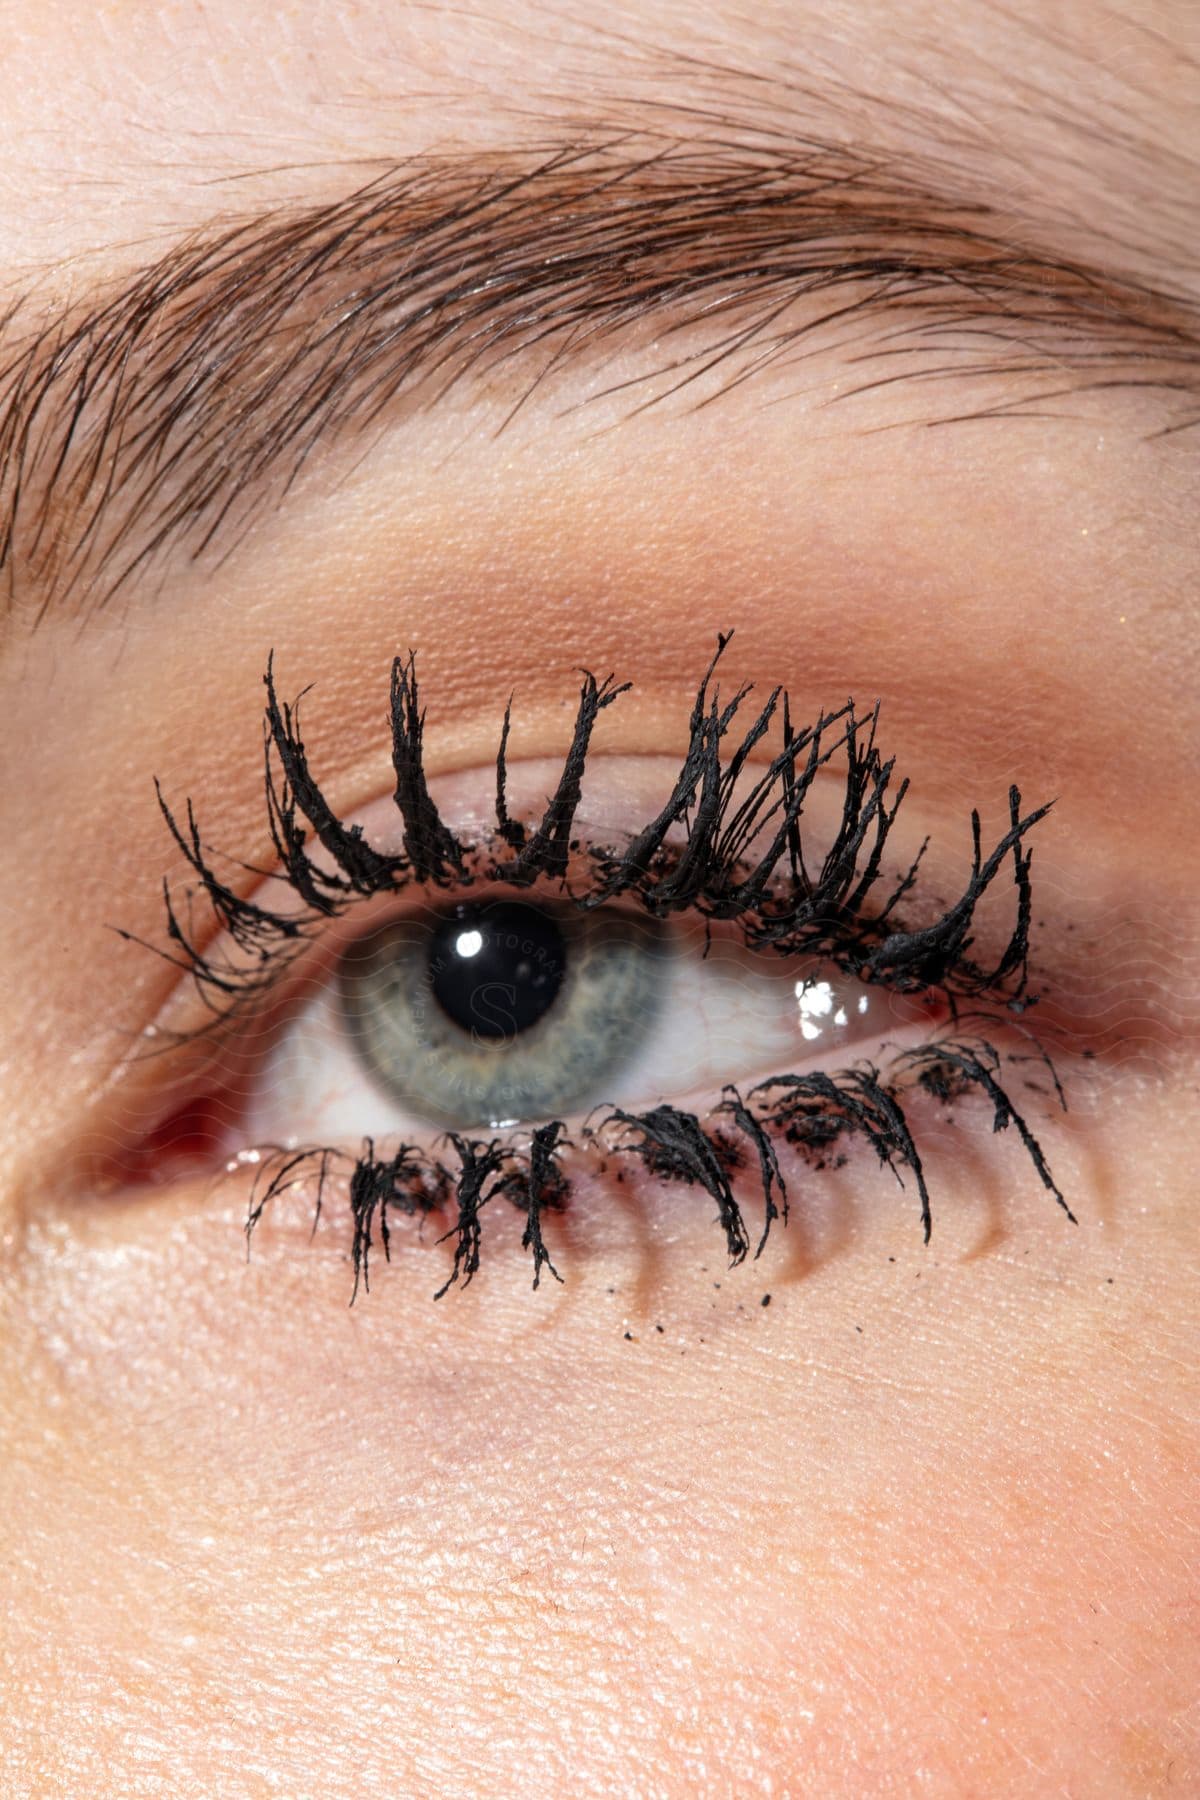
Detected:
left=1, top=2, right=1198, bottom=1794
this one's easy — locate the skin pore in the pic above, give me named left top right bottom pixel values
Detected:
left=0, top=1, right=1198, bottom=1794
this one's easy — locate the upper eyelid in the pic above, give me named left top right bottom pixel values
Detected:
left=135, top=644, right=1048, bottom=1051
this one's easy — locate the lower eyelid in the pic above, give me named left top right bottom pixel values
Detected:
left=105, top=918, right=1058, bottom=1248
left=93, top=943, right=1074, bottom=1294
left=213, top=1010, right=1073, bottom=1303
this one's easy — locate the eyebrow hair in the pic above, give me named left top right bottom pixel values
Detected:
left=1, top=132, right=1197, bottom=624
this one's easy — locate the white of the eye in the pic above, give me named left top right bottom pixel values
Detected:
left=245, top=928, right=919, bottom=1147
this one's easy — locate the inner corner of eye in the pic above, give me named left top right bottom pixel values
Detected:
left=104, top=1088, right=237, bottom=1189
left=230, top=886, right=937, bottom=1152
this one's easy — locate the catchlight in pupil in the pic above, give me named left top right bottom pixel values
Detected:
left=428, top=902, right=567, bottom=1040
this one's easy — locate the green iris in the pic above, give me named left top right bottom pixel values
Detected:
left=338, top=899, right=672, bottom=1127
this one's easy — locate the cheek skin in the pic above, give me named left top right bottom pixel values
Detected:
left=2, top=1083, right=1197, bottom=1796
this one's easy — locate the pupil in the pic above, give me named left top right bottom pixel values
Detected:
left=428, top=902, right=567, bottom=1041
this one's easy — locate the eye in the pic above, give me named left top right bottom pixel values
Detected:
left=119, top=643, right=1072, bottom=1296
left=245, top=890, right=929, bottom=1143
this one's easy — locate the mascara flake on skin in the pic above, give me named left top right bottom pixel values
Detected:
left=132, top=637, right=1069, bottom=1296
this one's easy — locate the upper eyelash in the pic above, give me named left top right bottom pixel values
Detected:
left=133, top=633, right=1048, bottom=1033
left=123, top=633, right=1072, bottom=1299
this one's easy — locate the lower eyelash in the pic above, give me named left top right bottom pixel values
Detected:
left=240, top=1031, right=1073, bottom=1303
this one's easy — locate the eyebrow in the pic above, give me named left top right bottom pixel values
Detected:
left=1, top=133, right=1197, bottom=623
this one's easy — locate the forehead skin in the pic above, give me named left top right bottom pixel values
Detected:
left=0, top=4, right=1198, bottom=1799
left=1, top=0, right=1196, bottom=280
